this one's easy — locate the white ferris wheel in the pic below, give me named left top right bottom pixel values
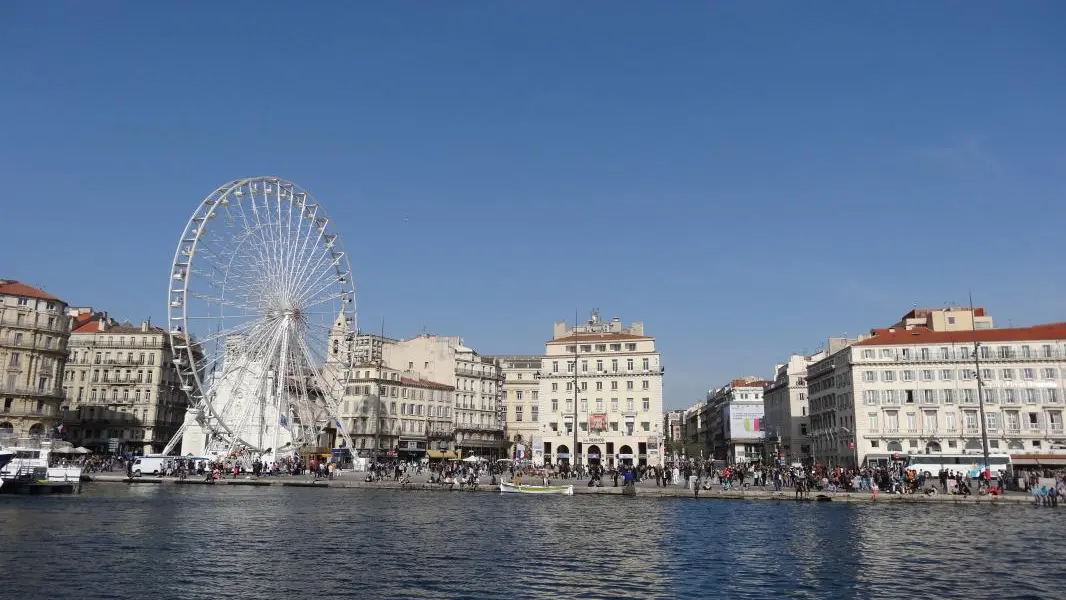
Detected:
left=162, top=176, right=356, bottom=461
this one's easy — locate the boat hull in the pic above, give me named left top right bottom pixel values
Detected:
left=499, top=482, right=574, bottom=495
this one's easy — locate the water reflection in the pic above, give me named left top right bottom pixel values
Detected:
left=0, top=487, right=1062, bottom=599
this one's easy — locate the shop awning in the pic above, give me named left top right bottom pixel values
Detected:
left=427, top=450, right=457, bottom=459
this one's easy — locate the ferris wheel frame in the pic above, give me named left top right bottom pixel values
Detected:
left=165, top=176, right=358, bottom=457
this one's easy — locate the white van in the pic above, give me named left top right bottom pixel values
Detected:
left=131, top=455, right=168, bottom=476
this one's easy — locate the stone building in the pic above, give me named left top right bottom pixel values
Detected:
left=489, top=354, right=542, bottom=460
left=0, top=280, right=70, bottom=437
left=537, top=310, right=665, bottom=469
left=61, top=309, right=187, bottom=454
left=807, top=307, right=1066, bottom=468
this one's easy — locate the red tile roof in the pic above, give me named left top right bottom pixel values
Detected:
left=0, top=279, right=63, bottom=302
left=731, top=379, right=772, bottom=388
left=856, top=322, right=1066, bottom=346
left=400, top=377, right=455, bottom=391
left=547, top=332, right=650, bottom=344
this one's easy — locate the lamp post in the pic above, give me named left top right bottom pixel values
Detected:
left=572, top=344, right=579, bottom=473
left=970, top=294, right=992, bottom=481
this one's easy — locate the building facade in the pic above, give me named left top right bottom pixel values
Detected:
left=537, top=311, right=665, bottom=468
left=338, top=361, right=455, bottom=460
left=490, top=355, right=542, bottom=461
left=807, top=307, right=1066, bottom=468
left=0, top=280, right=70, bottom=437
left=706, top=378, right=772, bottom=464
left=762, top=352, right=825, bottom=466
left=664, top=409, right=685, bottom=456
left=383, top=334, right=506, bottom=458
left=61, top=310, right=187, bottom=454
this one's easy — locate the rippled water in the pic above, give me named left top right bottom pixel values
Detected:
left=1, top=485, right=1063, bottom=599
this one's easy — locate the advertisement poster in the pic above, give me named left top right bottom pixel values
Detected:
left=726, top=404, right=765, bottom=440
left=589, top=413, right=608, bottom=431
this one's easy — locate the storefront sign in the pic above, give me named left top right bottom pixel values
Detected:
left=590, top=413, right=608, bottom=432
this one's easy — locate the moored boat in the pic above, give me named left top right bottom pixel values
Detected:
left=499, top=482, right=574, bottom=495
left=0, top=434, right=83, bottom=494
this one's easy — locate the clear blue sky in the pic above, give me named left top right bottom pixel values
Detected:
left=2, top=2, right=1064, bottom=408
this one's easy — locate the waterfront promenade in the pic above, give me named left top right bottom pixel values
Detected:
left=82, top=471, right=1045, bottom=505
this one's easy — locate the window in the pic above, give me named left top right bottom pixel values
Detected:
left=551, top=383, right=558, bottom=392
left=610, top=381, right=618, bottom=390
left=863, top=349, right=875, bottom=359
left=868, top=412, right=879, bottom=430
left=882, top=370, right=896, bottom=382
left=923, top=411, right=937, bottom=432
left=579, top=399, right=587, bottom=412
left=581, top=360, right=588, bottom=372
left=596, top=360, right=603, bottom=371
left=985, top=412, right=999, bottom=430
left=906, top=413, right=917, bottom=432
left=1022, top=368, right=1034, bottom=380
left=626, top=398, right=634, bottom=412
left=940, top=369, right=953, bottom=381
left=885, top=411, right=899, bottom=432
left=964, top=410, right=978, bottom=431
left=515, top=391, right=523, bottom=400
left=1043, top=368, right=1057, bottom=379
left=863, top=371, right=876, bottom=382
left=595, top=382, right=602, bottom=391
left=515, top=407, right=523, bottom=422
left=642, top=358, right=649, bottom=370
left=626, top=381, right=634, bottom=390
left=920, top=370, right=934, bottom=381
left=641, top=421, right=650, bottom=432
left=626, top=359, right=634, bottom=371
left=945, top=412, right=957, bottom=431
left=611, top=359, right=618, bottom=372
left=566, top=361, right=574, bottom=373
left=625, top=343, right=636, bottom=351
left=531, top=407, right=539, bottom=422
left=939, top=347, right=951, bottom=360
left=642, top=380, right=649, bottom=390
left=920, top=348, right=930, bottom=360
left=880, top=348, right=894, bottom=358
left=642, top=398, right=649, bottom=411
left=610, top=398, right=618, bottom=412
left=595, top=398, right=603, bottom=411
left=863, top=390, right=879, bottom=405
left=552, top=361, right=559, bottom=373
left=902, top=370, right=914, bottom=382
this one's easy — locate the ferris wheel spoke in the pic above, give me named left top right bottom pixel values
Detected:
left=287, top=201, right=320, bottom=299
left=287, top=225, right=332, bottom=302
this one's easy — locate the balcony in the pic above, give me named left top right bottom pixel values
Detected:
left=0, top=338, right=68, bottom=354
left=0, top=406, right=59, bottom=418
left=0, top=317, right=69, bottom=334
left=0, top=385, right=65, bottom=400
left=69, top=339, right=168, bottom=350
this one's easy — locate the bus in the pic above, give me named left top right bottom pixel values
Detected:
left=904, top=453, right=1012, bottom=478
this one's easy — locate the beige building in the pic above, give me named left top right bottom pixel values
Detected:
left=0, top=280, right=70, bottom=437
left=383, top=334, right=506, bottom=458
left=61, top=309, right=187, bottom=454
left=537, top=311, right=665, bottom=468
left=490, top=355, right=542, bottom=459
left=338, top=361, right=455, bottom=460
left=807, top=307, right=1066, bottom=468
left=763, top=351, right=826, bottom=466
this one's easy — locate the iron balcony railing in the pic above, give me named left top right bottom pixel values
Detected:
left=0, top=385, right=65, bottom=399
left=0, top=317, right=69, bottom=334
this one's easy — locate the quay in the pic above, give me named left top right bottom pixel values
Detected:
left=82, top=474, right=1046, bottom=505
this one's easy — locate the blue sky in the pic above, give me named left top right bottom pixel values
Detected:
left=2, top=2, right=1064, bottom=408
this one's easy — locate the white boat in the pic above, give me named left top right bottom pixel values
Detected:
left=0, top=435, right=83, bottom=493
left=499, top=482, right=574, bottom=495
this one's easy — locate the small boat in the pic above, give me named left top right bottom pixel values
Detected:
left=499, top=482, right=574, bottom=495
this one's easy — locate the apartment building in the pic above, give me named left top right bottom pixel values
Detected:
left=490, top=354, right=542, bottom=460
left=763, top=352, right=826, bottom=466
left=705, top=377, right=772, bottom=464
left=537, top=311, right=665, bottom=468
left=383, top=334, right=506, bottom=458
left=62, top=310, right=187, bottom=454
left=0, top=280, right=70, bottom=437
left=338, top=361, right=455, bottom=459
left=807, top=307, right=1066, bottom=467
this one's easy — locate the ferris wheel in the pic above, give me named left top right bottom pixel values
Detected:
left=162, top=176, right=357, bottom=461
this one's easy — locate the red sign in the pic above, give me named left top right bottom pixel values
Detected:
left=589, top=413, right=607, bottom=432
left=848, top=442, right=855, bottom=449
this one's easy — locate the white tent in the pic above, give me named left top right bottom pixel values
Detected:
left=461, top=455, right=485, bottom=463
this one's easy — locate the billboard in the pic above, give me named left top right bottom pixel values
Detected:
left=726, top=403, right=764, bottom=440
left=589, top=413, right=608, bottom=432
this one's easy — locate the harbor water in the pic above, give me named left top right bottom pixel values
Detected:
left=1, top=485, right=1062, bottom=599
